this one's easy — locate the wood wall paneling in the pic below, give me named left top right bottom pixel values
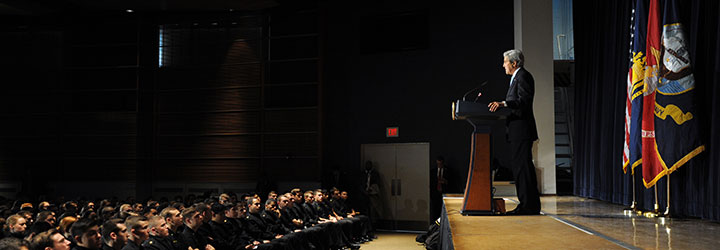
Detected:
left=0, top=9, right=322, bottom=193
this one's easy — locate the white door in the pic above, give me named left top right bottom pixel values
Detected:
left=361, top=144, right=397, bottom=224
left=361, top=143, right=430, bottom=231
left=395, top=143, right=430, bottom=228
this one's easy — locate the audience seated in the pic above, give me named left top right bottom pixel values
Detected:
left=0, top=187, right=375, bottom=250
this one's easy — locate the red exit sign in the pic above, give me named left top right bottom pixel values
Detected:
left=386, top=127, right=399, bottom=137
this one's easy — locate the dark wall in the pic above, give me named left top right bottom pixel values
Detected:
left=0, top=0, right=515, bottom=200
left=320, top=1, right=515, bottom=194
left=0, top=10, right=320, bottom=200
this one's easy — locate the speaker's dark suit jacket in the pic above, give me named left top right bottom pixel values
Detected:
left=505, top=67, right=538, bottom=142
left=503, top=67, right=541, bottom=213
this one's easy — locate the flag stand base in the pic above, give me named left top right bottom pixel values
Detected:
left=643, top=211, right=659, bottom=218
left=644, top=203, right=660, bottom=218
left=623, top=201, right=637, bottom=211
left=660, top=206, right=671, bottom=217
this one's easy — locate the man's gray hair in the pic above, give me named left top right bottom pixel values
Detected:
left=503, top=49, right=524, bottom=67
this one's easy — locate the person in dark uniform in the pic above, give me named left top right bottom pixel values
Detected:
left=276, top=196, right=302, bottom=231
left=261, top=200, right=314, bottom=250
left=207, top=203, right=255, bottom=250
left=299, top=192, right=345, bottom=249
left=278, top=194, right=326, bottom=250
left=178, top=207, right=214, bottom=250
left=142, top=216, right=173, bottom=250
left=231, top=202, right=278, bottom=250
left=318, top=190, right=351, bottom=235
left=245, top=198, right=279, bottom=241
left=158, top=208, right=186, bottom=250
left=30, top=229, right=71, bottom=250
left=193, top=204, right=213, bottom=248
left=227, top=203, right=249, bottom=237
left=329, top=189, right=364, bottom=244
left=100, top=219, right=127, bottom=250
left=489, top=49, right=542, bottom=215
left=299, top=192, right=318, bottom=225
left=121, top=216, right=149, bottom=250
left=259, top=200, right=291, bottom=236
left=339, top=191, right=374, bottom=241
left=244, top=198, right=288, bottom=250
left=312, top=191, right=358, bottom=250
left=70, top=218, right=103, bottom=250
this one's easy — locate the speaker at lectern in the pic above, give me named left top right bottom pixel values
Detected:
left=452, top=100, right=510, bottom=215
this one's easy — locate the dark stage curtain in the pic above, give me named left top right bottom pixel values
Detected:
left=573, top=0, right=720, bottom=221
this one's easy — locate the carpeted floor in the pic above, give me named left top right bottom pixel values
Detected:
left=359, top=232, right=427, bottom=250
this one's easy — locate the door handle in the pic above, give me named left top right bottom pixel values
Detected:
left=391, top=179, right=396, bottom=196
left=397, top=179, right=401, bottom=196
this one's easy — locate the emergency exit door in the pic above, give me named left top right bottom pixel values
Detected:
left=361, top=143, right=429, bottom=231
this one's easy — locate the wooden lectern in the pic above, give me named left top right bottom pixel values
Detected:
left=452, top=100, right=510, bottom=215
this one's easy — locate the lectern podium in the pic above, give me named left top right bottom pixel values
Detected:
left=452, top=100, right=510, bottom=215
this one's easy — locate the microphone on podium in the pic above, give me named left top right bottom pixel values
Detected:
left=461, top=81, right=488, bottom=102
left=473, top=91, right=483, bottom=102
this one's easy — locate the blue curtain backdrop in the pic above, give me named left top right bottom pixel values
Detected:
left=573, top=0, right=720, bottom=221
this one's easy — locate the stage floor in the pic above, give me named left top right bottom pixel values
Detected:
left=444, top=195, right=720, bottom=249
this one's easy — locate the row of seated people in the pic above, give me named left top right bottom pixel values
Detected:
left=0, top=188, right=374, bottom=250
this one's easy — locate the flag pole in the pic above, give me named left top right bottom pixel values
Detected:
left=654, top=186, right=659, bottom=213
left=662, top=175, right=670, bottom=217
left=644, top=186, right=660, bottom=217
left=624, top=174, right=638, bottom=212
left=631, top=175, right=638, bottom=211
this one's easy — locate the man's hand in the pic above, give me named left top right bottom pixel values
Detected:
left=488, top=101, right=504, bottom=112
left=205, top=244, right=215, bottom=250
left=292, top=219, right=303, bottom=226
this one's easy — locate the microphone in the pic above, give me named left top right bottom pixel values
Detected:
left=461, top=81, right=488, bottom=101
left=473, top=91, right=483, bottom=102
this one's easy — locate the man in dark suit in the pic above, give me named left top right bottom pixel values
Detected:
left=362, top=161, right=381, bottom=224
left=429, top=156, right=449, bottom=220
left=489, top=49, right=541, bottom=215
